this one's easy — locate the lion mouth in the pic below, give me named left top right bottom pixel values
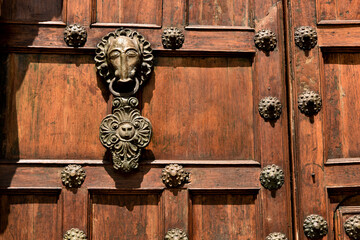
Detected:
left=117, top=78, right=133, bottom=83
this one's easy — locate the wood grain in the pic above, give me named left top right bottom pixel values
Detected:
left=190, top=192, right=257, bottom=239
left=187, top=0, right=252, bottom=27
left=0, top=0, right=64, bottom=23
left=141, top=56, right=254, bottom=161
left=324, top=53, right=360, bottom=160
left=0, top=192, right=61, bottom=240
left=318, top=0, right=360, bottom=22
left=1, top=54, right=108, bottom=160
left=0, top=0, right=291, bottom=239
left=93, top=0, right=162, bottom=26
left=90, top=192, right=162, bottom=239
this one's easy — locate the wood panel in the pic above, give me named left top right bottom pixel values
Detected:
left=0, top=191, right=61, bottom=240
left=0, top=0, right=65, bottom=24
left=288, top=0, right=360, bottom=238
left=317, top=0, right=360, bottom=24
left=0, top=54, right=108, bottom=160
left=190, top=190, right=258, bottom=239
left=334, top=206, right=360, bottom=240
left=186, top=0, right=253, bottom=29
left=90, top=190, right=163, bottom=239
left=324, top=53, right=360, bottom=161
left=141, top=56, right=254, bottom=161
left=326, top=191, right=360, bottom=239
left=91, top=0, right=162, bottom=28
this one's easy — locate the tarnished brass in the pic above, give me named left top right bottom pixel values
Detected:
left=99, top=97, right=152, bottom=172
left=161, top=164, right=190, bottom=188
left=258, top=96, right=282, bottom=120
left=294, top=26, right=317, bottom=50
left=165, top=228, right=188, bottom=240
left=95, top=28, right=154, bottom=97
left=254, top=29, right=277, bottom=52
left=260, top=164, right=285, bottom=190
left=298, top=90, right=322, bottom=116
left=61, top=164, right=86, bottom=188
left=64, top=24, right=87, bottom=47
left=303, top=214, right=328, bottom=239
left=344, top=215, right=360, bottom=239
left=162, top=27, right=185, bottom=49
left=265, top=232, right=288, bottom=240
left=63, top=228, right=87, bottom=240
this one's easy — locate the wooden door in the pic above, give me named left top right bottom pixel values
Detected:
left=0, top=0, right=292, bottom=239
left=287, top=0, right=360, bottom=239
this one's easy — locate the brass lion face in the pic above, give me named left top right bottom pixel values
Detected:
left=95, top=28, right=153, bottom=97
left=107, top=36, right=141, bottom=85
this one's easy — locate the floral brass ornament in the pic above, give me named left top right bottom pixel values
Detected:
left=64, top=24, right=87, bottom=47
left=165, top=228, right=188, bottom=240
left=99, top=97, right=152, bottom=172
left=162, top=27, right=185, bottom=49
left=254, top=29, right=277, bottom=52
left=161, top=164, right=190, bottom=188
left=258, top=96, right=282, bottom=120
left=95, top=28, right=154, bottom=97
left=303, top=214, right=328, bottom=239
left=61, top=164, right=86, bottom=188
left=294, top=26, right=317, bottom=50
left=344, top=215, right=360, bottom=239
left=260, top=164, right=285, bottom=190
left=265, top=232, right=288, bottom=240
left=298, top=90, right=322, bottom=116
left=63, top=228, right=87, bottom=240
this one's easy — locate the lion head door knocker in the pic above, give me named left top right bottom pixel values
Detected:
left=95, top=28, right=153, bottom=172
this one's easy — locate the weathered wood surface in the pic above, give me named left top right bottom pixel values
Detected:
left=287, top=0, right=360, bottom=239
left=0, top=0, right=291, bottom=239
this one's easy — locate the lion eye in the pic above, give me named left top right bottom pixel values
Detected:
left=126, top=49, right=138, bottom=57
left=109, top=50, right=120, bottom=59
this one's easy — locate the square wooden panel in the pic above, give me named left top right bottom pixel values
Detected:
left=317, top=0, right=360, bottom=24
left=1, top=54, right=107, bottom=160
left=141, top=57, right=255, bottom=161
left=189, top=190, right=258, bottom=239
left=323, top=53, right=360, bottom=164
left=0, top=0, right=65, bottom=25
left=186, top=0, right=254, bottom=30
left=90, top=191, right=163, bottom=240
left=91, top=0, right=162, bottom=28
left=0, top=192, right=61, bottom=240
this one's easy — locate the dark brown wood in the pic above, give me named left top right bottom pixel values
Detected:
left=287, top=0, right=360, bottom=239
left=0, top=0, right=292, bottom=239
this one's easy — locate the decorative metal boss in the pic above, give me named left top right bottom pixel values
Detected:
left=344, top=215, right=360, bottom=240
left=298, top=90, right=322, bottom=116
left=64, top=24, right=87, bottom=47
left=95, top=28, right=154, bottom=172
left=161, top=164, right=190, bottom=188
left=265, top=232, right=288, bottom=240
left=63, top=228, right=87, bottom=240
left=258, top=96, right=282, bottom=120
left=162, top=27, right=185, bottom=49
left=260, top=164, right=285, bottom=190
left=165, top=228, right=188, bottom=240
left=303, top=214, right=328, bottom=239
left=254, top=29, right=277, bottom=52
left=294, top=26, right=317, bottom=50
left=61, top=164, right=86, bottom=188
